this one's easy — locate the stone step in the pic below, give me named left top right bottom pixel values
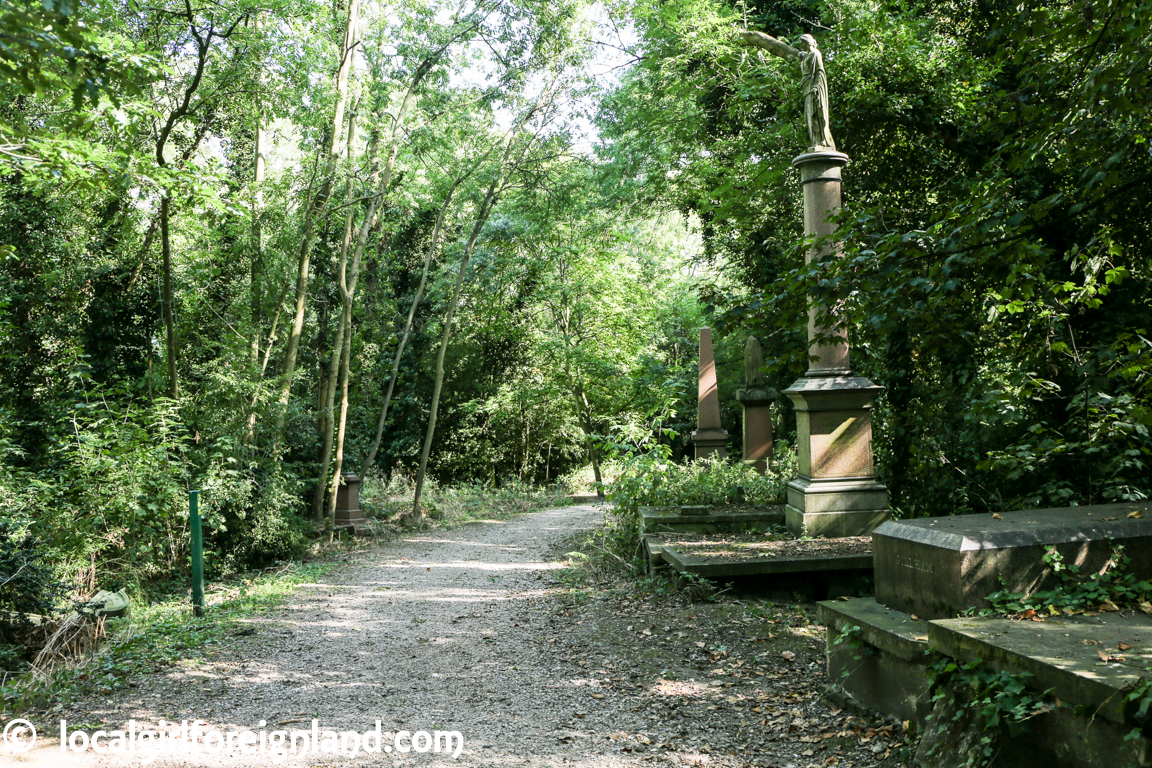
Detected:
left=650, top=534, right=871, bottom=579
left=818, top=599, right=1152, bottom=767
left=816, top=597, right=932, bottom=724
left=873, top=501, right=1152, bottom=619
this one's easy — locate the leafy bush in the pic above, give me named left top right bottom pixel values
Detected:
left=0, top=519, right=67, bottom=664
left=607, top=443, right=792, bottom=517
left=924, top=656, right=1056, bottom=768
left=591, top=444, right=794, bottom=572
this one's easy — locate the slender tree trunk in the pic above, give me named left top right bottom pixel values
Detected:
left=408, top=77, right=562, bottom=519
left=243, top=273, right=290, bottom=421
left=361, top=189, right=455, bottom=475
left=573, top=383, right=603, bottom=494
left=160, top=195, right=178, bottom=399
left=247, top=15, right=267, bottom=442
left=412, top=182, right=500, bottom=520
left=128, top=115, right=215, bottom=292
left=150, top=4, right=223, bottom=400
left=325, top=141, right=391, bottom=531
left=272, top=0, right=360, bottom=451
left=314, top=107, right=360, bottom=521
left=326, top=299, right=355, bottom=535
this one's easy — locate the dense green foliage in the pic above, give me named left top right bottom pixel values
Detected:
left=0, top=0, right=708, bottom=604
left=598, top=0, right=1152, bottom=514
left=924, top=655, right=1056, bottom=768
left=607, top=447, right=790, bottom=516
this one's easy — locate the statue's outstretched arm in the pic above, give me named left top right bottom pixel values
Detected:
left=738, top=30, right=802, bottom=60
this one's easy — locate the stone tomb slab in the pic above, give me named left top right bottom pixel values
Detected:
left=654, top=533, right=872, bottom=579
left=874, top=502, right=1152, bottom=620
left=817, top=597, right=933, bottom=724
left=929, top=612, right=1152, bottom=727
left=639, top=504, right=784, bottom=536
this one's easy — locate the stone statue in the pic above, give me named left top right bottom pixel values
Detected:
left=745, top=336, right=766, bottom=388
left=739, top=30, right=836, bottom=151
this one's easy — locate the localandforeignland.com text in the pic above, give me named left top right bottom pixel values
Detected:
left=54, top=718, right=464, bottom=762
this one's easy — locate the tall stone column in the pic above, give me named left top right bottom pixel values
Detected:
left=691, top=327, right=728, bottom=459
left=783, top=151, right=888, bottom=537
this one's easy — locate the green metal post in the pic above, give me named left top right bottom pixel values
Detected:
left=189, top=489, right=205, bottom=617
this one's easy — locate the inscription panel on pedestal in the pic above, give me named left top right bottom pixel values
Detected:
left=809, top=409, right=873, bottom=478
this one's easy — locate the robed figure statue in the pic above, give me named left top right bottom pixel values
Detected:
left=739, top=30, right=836, bottom=152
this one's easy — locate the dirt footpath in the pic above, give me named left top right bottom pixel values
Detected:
left=13, top=504, right=901, bottom=768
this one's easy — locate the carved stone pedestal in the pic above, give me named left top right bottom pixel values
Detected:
left=784, top=376, right=888, bottom=536
left=334, top=471, right=367, bottom=528
left=736, top=388, right=775, bottom=474
left=781, top=150, right=889, bottom=537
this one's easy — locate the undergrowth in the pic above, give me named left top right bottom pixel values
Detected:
left=360, top=472, right=571, bottom=523
left=983, top=544, right=1152, bottom=617
left=2, top=560, right=334, bottom=722
left=923, top=656, right=1056, bottom=768
left=573, top=445, right=794, bottom=577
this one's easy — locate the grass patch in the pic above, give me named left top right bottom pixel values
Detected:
left=2, top=560, right=333, bottom=721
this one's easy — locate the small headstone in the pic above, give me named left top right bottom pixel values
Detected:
left=679, top=505, right=711, bottom=517
left=736, top=336, right=774, bottom=474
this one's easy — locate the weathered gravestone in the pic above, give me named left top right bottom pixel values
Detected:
left=874, top=502, right=1152, bottom=619
left=691, top=327, right=729, bottom=459
left=735, top=336, right=775, bottom=475
left=334, top=471, right=366, bottom=528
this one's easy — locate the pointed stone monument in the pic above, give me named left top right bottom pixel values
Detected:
left=691, top=327, right=728, bottom=459
left=740, top=29, right=889, bottom=537
left=735, top=336, right=775, bottom=475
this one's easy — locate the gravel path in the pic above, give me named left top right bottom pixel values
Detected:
left=14, top=503, right=900, bottom=768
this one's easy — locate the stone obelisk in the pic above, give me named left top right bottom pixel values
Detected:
left=735, top=336, right=774, bottom=475
left=691, top=327, right=728, bottom=459
left=783, top=150, right=888, bottom=537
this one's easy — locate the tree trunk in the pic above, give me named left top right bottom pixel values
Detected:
left=314, top=107, right=360, bottom=521
left=324, top=145, right=392, bottom=531
left=574, top=383, right=603, bottom=494
left=247, top=14, right=267, bottom=442
left=160, top=194, right=178, bottom=399
left=408, top=79, right=561, bottom=519
left=412, top=182, right=500, bottom=520
left=361, top=189, right=455, bottom=476
left=272, top=0, right=360, bottom=452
